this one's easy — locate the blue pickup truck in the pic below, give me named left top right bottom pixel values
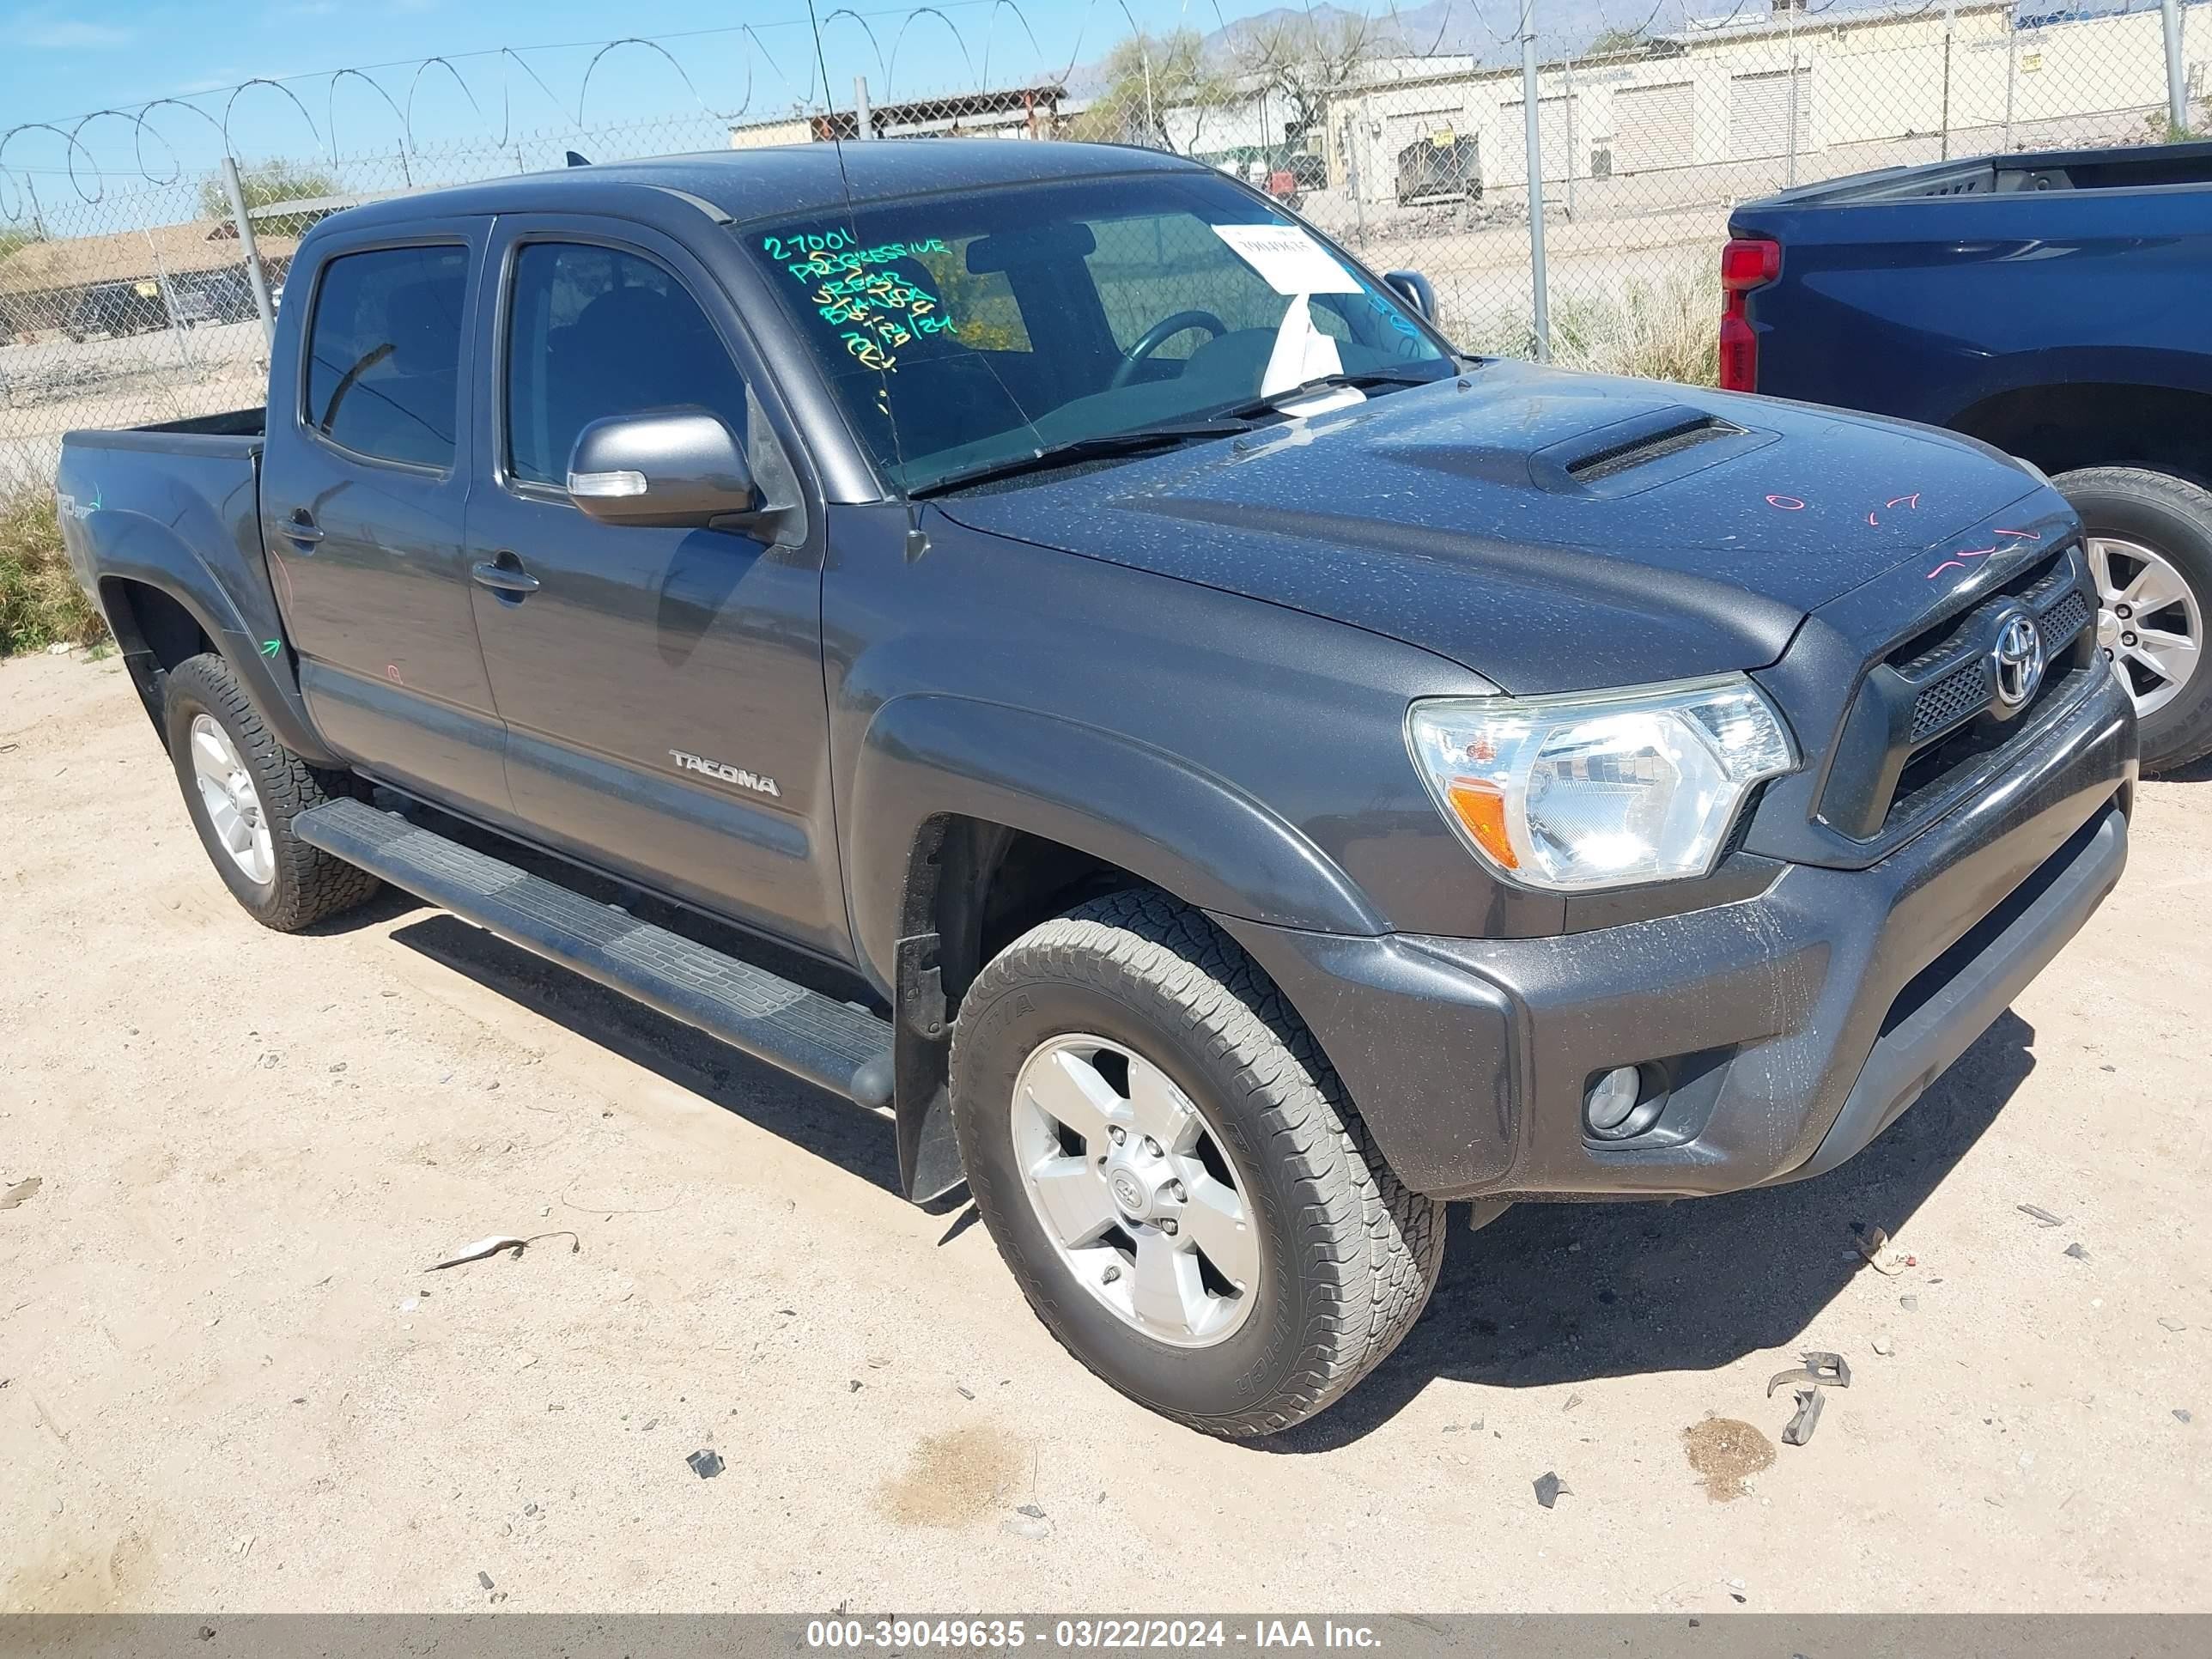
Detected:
left=1727, top=139, right=2212, bottom=772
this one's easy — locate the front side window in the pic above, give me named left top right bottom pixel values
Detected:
left=503, top=242, right=750, bottom=489
left=744, top=171, right=1450, bottom=494
left=304, top=245, right=468, bottom=469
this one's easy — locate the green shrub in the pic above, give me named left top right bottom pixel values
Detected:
left=1452, top=264, right=1723, bottom=389
left=1, top=490, right=108, bottom=656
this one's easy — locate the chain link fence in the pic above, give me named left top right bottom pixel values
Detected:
left=3, top=1, right=2205, bottom=498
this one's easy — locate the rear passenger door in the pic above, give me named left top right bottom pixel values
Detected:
left=262, top=221, right=511, bottom=822
left=461, top=220, right=847, bottom=957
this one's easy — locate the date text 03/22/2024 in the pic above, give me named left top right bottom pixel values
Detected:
left=804, top=1618, right=1384, bottom=1650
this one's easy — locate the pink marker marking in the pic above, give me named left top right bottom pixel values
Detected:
left=1926, top=560, right=1966, bottom=579
left=1992, top=527, right=2040, bottom=540
left=386, top=665, right=404, bottom=684
left=1866, top=512, right=1879, bottom=526
left=1766, top=495, right=1806, bottom=511
left=1887, top=494, right=1921, bottom=510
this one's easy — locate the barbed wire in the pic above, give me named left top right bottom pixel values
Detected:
left=0, top=0, right=1820, bottom=213
left=0, top=0, right=2179, bottom=223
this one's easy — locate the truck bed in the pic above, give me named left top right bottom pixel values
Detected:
left=64, top=405, right=265, bottom=458
left=1749, top=138, right=2212, bottom=209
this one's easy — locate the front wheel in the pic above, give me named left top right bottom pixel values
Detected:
left=949, top=890, right=1444, bottom=1437
left=2054, top=467, right=2212, bottom=773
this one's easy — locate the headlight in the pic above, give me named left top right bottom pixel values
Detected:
left=1407, top=676, right=1796, bottom=892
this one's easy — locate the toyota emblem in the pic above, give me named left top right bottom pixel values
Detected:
left=1991, top=613, right=2045, bottom=709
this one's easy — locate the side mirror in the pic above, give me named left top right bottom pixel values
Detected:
left=567, top=409, right=757, bottom=530
left=1382, top=269, right=1437, bottom=320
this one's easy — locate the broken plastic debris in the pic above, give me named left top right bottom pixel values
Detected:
left=430, top=1236, right=527, bottom=1270
left=2063, top=1242, right=2090, bottom=1261
left=2176, top=1409, right=2193, bottom=1425
left=686, top=1449, right=725, bottom=1479
left=2018, top=1204, right=2066, bottom=1228
left=2159, top=1317, right=2187, bottom=1333
left=0, top=1176, right=41, bottom=1210
left=1533, top=1471, right=1568, bottom=1509
left=1782, top=1388, right=1825, bottom=1447
left=1766, top=1352, right=1850, bottom=1396
left=1850, top=1222, right=1906, bottom=1276
left=427, top=1231, right=580, bottom=1270
left=477, top=1571, right=493, bottom=1590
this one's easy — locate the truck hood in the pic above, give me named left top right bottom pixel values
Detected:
left=934, top=359, right=2046, bottom=694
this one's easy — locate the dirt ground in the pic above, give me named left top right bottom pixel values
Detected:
left=3, top=648, right=2208, bottom=1614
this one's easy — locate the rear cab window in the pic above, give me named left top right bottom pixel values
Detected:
left=302, top=245, right=470, bottom=470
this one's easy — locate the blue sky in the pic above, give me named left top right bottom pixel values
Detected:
left=0, top=0, right=1325, bottom=187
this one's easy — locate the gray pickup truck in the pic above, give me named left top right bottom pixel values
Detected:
left=59, top=141, right=2136, bottom=1437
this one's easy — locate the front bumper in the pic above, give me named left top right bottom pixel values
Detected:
left=1219, top=670, right=2136, bottom=1200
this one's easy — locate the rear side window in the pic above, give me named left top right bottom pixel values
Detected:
left=303, top=245, right=468, bottom=470
left=503, top=242, right=750, bottom=489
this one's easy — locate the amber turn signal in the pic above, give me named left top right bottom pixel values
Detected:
left=1443, top=779, right=1518, bottom=870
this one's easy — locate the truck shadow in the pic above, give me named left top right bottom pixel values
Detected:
left=387, top=913, right=908, bottom=1198
left=1261, top=1009, right=2039, bottom=1453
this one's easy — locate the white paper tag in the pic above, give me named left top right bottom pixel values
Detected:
left=1259, top=295, right=1345, bottom=398
left=1212, top=223, right=1362, bottom=296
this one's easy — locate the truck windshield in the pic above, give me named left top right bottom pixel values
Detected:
left=742, top=170, right=1453, bottom=495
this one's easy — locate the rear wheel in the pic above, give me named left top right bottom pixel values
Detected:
left=2053, top=467, right=2212, bottom=773
left=949, top=890, right=1444, bottom=1437
left=163, top=653, right=380, bottom=932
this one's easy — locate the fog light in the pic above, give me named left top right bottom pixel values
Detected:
left=1584, top=1066, right=1644, bottom=1137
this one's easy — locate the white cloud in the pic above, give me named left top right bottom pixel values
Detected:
left=21, top=18, right=137, bottom=47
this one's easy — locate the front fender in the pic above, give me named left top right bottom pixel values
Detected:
left=845, top=694, right=1384, bottom=989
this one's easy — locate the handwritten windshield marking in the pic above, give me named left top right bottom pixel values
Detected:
left=765, top=233, right=957, bottom=374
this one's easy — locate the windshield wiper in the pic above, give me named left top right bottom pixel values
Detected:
left=907, top=419, right=1253, bottom=498
left=1214, top=366, right=1448, bottom=422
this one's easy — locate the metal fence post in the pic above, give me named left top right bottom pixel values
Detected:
left=1520, top=0, right=1550, bottom=363
left=854, top=75, right=875, bottom=138
left=2003, top=15, right=2018, bottom=152
left=220, top=156, right=277, bottom=349
left=2161, top=0, right=2190, bottom=135
left=1940, top=0, right=1956, bottom=161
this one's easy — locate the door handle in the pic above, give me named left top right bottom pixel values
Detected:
left=279, top=510, right=323, bottom=545
left=471, top=554, right=541, bottom=597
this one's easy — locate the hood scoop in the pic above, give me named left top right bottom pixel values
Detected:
left=1530, top=404, right=1774, bottom=497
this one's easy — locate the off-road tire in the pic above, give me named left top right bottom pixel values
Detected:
left=949, top=889, right=1445, bottom=1437
left=163, top=652, right=380, bottom=931
left=2053, top=466, right=2212, bottom=773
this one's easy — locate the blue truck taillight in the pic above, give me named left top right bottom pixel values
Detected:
left=1719, top=237, right=1782, bottom=392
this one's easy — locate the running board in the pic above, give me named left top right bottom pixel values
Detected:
left=295, top=797, right=893, bottom=1110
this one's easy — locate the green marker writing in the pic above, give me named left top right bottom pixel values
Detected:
left=260, top=639, right=282, bottom=659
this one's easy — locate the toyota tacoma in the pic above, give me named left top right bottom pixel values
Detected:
left=58, top=142, right=2136, bottom=1436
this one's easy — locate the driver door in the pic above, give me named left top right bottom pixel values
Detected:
left=460, top=218, right=847, bottom=957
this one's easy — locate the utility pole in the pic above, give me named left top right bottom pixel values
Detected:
left=1940, top=0, right=1956, bottom=161
left=1520, top=0, right=1550, bottom=362
left=2160, top=0, right=2190, bottom=136
left=220, top=155, right=276, bottom=349
left=854, top=75, right=874, bottom=139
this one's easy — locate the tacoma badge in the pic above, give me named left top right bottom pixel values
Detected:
left=668, top=749, right=781, bottom=798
